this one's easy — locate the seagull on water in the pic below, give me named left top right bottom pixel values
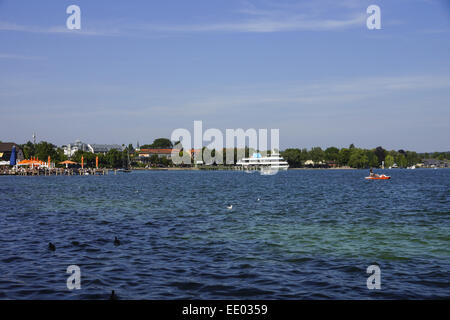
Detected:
left=227, top=204, right=233, bottom=210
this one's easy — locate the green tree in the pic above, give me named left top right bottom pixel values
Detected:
left=309, top=147, right=324, bottom=163
left=384, top=154, right=394, bottom=168
left=55, top=148, right=67, bottom=162
left=338, top=148, right=351, bottom=166
left=348, top=149, right=369, bottom=168
left=300, top=148, right=309, bottom=162
left=72, top=150, right=98, bottom=167
left=141, top=139, right=173, bottom=149
left=366, top=150, right=379, bottom=168
left=35, top=141, right=58, bottom=161
left=324, top=147, right=339, bottom=162
left=150, top=138, right=173, bottom=149
left=20, top=141, right=67, bottom=163
left=405, top=151, right=419, bottom=166
left=396, top=154, right=408, bottom=168
left=281, top=148, right=302, bottom=167
left=76, top=150, right=120, bottom=168
left=21, top=141, right=35, bottom=159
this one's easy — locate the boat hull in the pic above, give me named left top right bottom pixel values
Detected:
left=365, top=176, right=390, bottom=180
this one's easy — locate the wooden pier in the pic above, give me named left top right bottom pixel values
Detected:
left=1, top=168, right=109, bottom=176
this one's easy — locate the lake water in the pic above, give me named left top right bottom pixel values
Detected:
left=0, top=169, right=448, bottom=299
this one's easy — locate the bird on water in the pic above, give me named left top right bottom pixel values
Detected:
left=109, top=290, right=118, bottom=300
left=114, top=237, right=121, bottom=246
left=227, top=204, right=233, bottom=210
left=48, top=242, right=56, bottom=251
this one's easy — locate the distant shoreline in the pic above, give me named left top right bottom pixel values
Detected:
left=135, top=166, right=371, bottom=171
left=134, top=167, right=447, bottom=171
left=1, top=166, right=446, bottom=176
left=287, top=167, right=354, bottom=170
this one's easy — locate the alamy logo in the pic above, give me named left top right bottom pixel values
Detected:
left=66, top=5, right=81, bottom=30
left=366, top=265, right=381, bottom=290
left=367, top=5, right=381, bottom=30
left=170, top=121, right=280, bottom=166
left=66, top=265, right=81, bottom=290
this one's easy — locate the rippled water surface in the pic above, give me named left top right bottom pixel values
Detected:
left=0, top=169, right=449, bottom=299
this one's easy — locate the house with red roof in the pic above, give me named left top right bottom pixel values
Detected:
left=137, top=148, right=202, bottom=162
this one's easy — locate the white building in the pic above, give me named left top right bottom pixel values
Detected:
left=62, top=141, right=125, bottom=157
left=88, top=144, right=124, bottom=154
left=62, top=140, right=89, bottom=157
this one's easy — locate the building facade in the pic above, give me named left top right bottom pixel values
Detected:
left=138, top=148, right=174, bottom=159
left=62, top=140, right=90, bottom=157
left=88, top=144, right=124, bottom=154
left=0, top=142, right=24, bottom=164
left=62, top=141, right=125, bottom=157
left=137, top=148, right=202, bottom=163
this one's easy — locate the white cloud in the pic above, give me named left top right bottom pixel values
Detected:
left=0, top=53, right=43, bottom=60
left=0, top=1, right=368, bottom=37
left=0, top=14, right=365, bottom=36
left=138, top=1, right=367, bottom=33
left=0, top=21, right=120, bottom=36
left=143, top=15, right=365, bottom=33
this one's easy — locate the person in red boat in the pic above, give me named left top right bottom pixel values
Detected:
left=369, top=168, right=380, bottom=178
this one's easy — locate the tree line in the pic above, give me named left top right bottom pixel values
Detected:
left=280, top=145, right=449, bottom=168
left=16, top=140, right=449, bottom=169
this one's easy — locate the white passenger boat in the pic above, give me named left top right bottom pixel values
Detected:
left=236, top=152, right=289, bottom=175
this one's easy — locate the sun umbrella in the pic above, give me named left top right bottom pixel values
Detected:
left=59, top=160, right=77, bottom=168
left=17, top=159, right=31, bottom=165
left=17, top=159, right=42, bottom=167
left=9, top=145, right=16, bottom=165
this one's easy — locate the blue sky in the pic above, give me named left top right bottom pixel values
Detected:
left=0, top=0, right=449, bottom=152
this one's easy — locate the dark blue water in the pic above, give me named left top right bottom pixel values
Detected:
left=0, top=169, right=449, bottom=299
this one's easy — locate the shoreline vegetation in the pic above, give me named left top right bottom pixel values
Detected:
left=1, top=138, right=449, bottom=175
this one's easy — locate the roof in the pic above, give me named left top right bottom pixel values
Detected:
left=0, top=142, right=20, bottom=152
left=138, top=148, right=201, bottom=155
left=89, top=144, right=124, bottom=153
left=139, top=148, right=175, bottom=154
